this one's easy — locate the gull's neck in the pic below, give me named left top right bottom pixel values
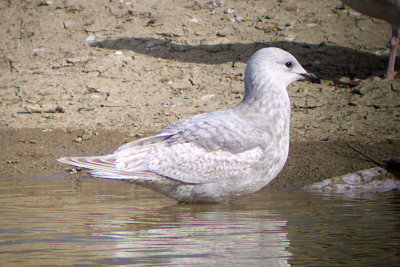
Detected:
left=232, top=76, right=291, bottom=134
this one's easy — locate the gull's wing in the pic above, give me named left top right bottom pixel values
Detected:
left=113, top=111, right=270, bottom=184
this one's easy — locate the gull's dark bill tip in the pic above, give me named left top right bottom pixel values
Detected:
left=300, top=73, right=321, bottom=84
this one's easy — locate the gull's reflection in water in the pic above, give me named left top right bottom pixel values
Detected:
left=89, top=198, right=291, bottom=266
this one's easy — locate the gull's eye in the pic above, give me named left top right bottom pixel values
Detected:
left=285, top=61, right=293, bottom=68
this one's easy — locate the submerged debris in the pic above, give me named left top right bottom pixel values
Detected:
left=304, top=166, right=400, bottom=196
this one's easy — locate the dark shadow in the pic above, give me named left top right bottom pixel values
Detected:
left=90, top=37, right=394, bottom=80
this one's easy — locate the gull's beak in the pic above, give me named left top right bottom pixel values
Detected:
left=299, top=73, right=321, bottom=84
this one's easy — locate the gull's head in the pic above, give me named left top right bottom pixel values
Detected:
left=244, top=47, right=320, bottom=97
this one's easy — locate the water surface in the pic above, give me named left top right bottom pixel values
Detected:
left=0, top=176, right=399, bottom=266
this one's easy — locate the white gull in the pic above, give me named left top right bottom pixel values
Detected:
left=58, top=47, right=320, bottom=203
left=342, top=0, right=400, bottom=80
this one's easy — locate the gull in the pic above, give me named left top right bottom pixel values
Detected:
left=342, top=0, right=400, bottom=80
left=58, top=47, right=320, bottom=203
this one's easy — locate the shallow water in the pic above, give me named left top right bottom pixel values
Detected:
left=0, top=176, right=399, bottom=266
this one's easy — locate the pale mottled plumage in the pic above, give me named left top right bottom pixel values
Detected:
left=58, top=47, right=320, bottom=203
left=343, top=0, right=400, bottom=80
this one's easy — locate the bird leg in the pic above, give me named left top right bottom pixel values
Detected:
left=354, top=26, right=399, bottom=82
left=383, top=26, right=399, bottom=81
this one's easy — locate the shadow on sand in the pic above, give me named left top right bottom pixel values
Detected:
left=90, top=37, right=393, bottom=80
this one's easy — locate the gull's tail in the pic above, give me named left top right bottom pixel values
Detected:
left=57, top=156, right=152, bottom=180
